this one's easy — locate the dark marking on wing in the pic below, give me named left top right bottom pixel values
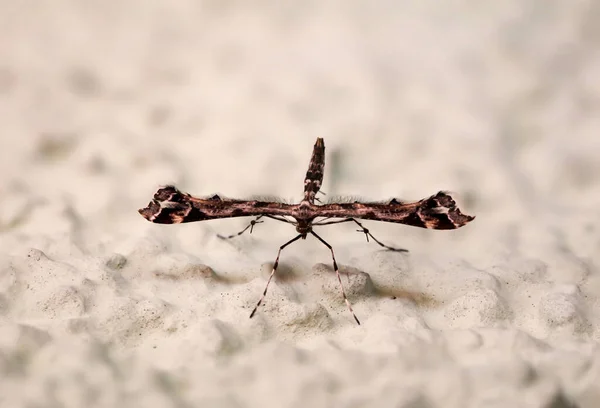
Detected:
left=139, top=186, right=209, bottom=224
left=401, top=212, right=427, bottom=228
left=415, top=191, right=474, bottom=229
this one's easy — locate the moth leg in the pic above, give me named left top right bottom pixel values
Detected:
left=311, top=217, right=350, bottom=226
left=315, top=190, right=327, bottom=203
left=348, top=218, right=408, bottom=252
left=310, top=231, right=360, bottom=325
left=264, top=215, right=296, bottom=224
left=250, top=234, right=304, bottom=319
left=315, top=218, right=408, bottom=252
left=217, top=216, right=264, bottom=240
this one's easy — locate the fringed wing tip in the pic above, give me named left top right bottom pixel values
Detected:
left=420, top=191, right=475, bottom=229
left=139, top=185, right=187, bottom=224
left=138, top=200, right=160, bottom=222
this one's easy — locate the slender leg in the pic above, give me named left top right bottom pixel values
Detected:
left=348, top=218, right=408, bottom=252
left=313, top=218, right=408, bottom=252
left=264, top=215, right=296, bottom=224
left=315, top=190, right=327, bottom=203
left=311, top=218, right=356, bottom=226
left=310, top=230, right=361, bottom=325
left=249, top=234, right=304, bottom=319
left=217, top=216, right=264, bottom=240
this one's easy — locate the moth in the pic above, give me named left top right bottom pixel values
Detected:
left=139, top=138, right=474, bottom=324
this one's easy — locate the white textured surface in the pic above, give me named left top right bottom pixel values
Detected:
left=1, top=1, right=599, bottom=407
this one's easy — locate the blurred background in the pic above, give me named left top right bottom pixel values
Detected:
left=0, top=0, right=599, bottom=266
left=2, top=3, right=600, bottom=407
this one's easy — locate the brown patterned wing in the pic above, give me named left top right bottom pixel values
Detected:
left=315, top=192, right=474, bottom=229
left=138, top=186, right=294, bottom=224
